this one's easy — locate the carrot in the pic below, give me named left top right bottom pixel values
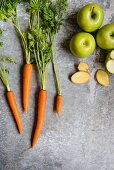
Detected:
left=0, top=56, right=23, bottom=134
left=7, top=91, right=23, bottom=134
left=23, top=64, right=33, bottom=113
left=52, top=58, right=63, bottom=116
left=32, top=89, right=47, bottom=147
left=51, top=34, right=63, bottom=116
left=56, top=95, right=63, bottom=116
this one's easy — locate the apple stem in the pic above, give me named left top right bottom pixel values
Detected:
left=91, top=7, right=95, bottom=17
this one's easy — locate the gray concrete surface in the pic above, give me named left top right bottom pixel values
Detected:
left=0, top=0, right=114, bottom=170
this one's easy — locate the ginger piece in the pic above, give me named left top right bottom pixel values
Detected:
left=96, top=69, right=110, bottom=87
left=71, top=71, right=90, bottom=84
left=78, top=62, right=89, bottom=72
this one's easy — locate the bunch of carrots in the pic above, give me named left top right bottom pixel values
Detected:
left=0, top=0, right=67, bottom=148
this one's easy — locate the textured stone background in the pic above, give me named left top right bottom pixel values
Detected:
left=0, top=0, right=114, bottom=170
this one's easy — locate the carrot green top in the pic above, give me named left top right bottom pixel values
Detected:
left=0, top=0, right=33, bottom=64
left=26, top=0, right=68, bottom=90
left=0, top=0, right=20, bottom=21
left=0, top=0, right=68, bottom=92
left=0, top=56, right=16, bottom=91
left=0, top=29, right=16, bottom=91
left=0, top=29, right=3, bottom=47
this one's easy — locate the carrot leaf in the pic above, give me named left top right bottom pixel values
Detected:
left=0, top=64, right=10, bottom=91
left=26, top=0, right=67, bottom=90
left=0, top=28, right=16, bottom=91
left=0, top=29, right=3, bottom=47
left=0, top=57, right=17, bottom=63
left=0, top=0, right=21, bottom=22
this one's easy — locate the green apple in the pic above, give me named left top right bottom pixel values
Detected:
left=105, top=50, right=114, bottom=73
left=77, top=3, right=104, bottom=32
left=96, top=24, right=114, bottom=49
left=70, top=32, right=96, bottom=58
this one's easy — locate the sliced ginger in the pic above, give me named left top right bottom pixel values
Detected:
left=71, top=71, right=90, bottom=84
left=78, top=62, right=89, bottom=72
left=71, top=62, right=90, bottom=84
left=96, top=69, right=110, bottom=87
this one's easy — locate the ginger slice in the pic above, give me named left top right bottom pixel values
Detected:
left=71, top=71, right=90, bottom=84
left=78, top=62, right=89, bottom=72
left=96, top=70, right=110, bottom=87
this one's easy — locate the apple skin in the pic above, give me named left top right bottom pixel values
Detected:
left=96, top=24, right=114, bottom=49
left=105, top=50, right=114, bottom=73
left=70, top=32, right=96, bottom=58
left=77, top=3, right=104, bottom=32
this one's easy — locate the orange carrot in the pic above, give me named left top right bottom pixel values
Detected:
left=32, top=89, right=47, bottom=147
left=23, top=64, right=33, bottom=113
left=7, top=91, right=23, bottom=134
left=56, top=95, right=63, bottom=116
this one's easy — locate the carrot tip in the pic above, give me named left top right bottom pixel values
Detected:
left=24, top=108, right=27, bottom=113
left=56, top=112, right=61, bottom=117
left=19, top=131, right=23, bottom=134
left=31, top=142, right=36, bottom=148
left=19, top=128, right=23, bottom=134
left=32, top=134, right=41, bottom=147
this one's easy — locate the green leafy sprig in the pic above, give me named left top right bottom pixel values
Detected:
left=0, top=56, right=16, bottom=91
left=0, top=0, right=33, bottom=64
left=0, top=29, right=3, bottom=47
left=26, top=0, right=67, bottom=91
left=0, top=0, right=20, bottom=22
left=41, top=0, right=68, bottom=94
left=0, top=28, right=16, bottom=91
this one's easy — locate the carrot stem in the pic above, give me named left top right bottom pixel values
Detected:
left=23, top=63, right=33, bottom=113
left=7, top=91, right=23, bottom=134
left=52, top=35, right=61, bottom=95
left=32, top=89, right=47, bottom=147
